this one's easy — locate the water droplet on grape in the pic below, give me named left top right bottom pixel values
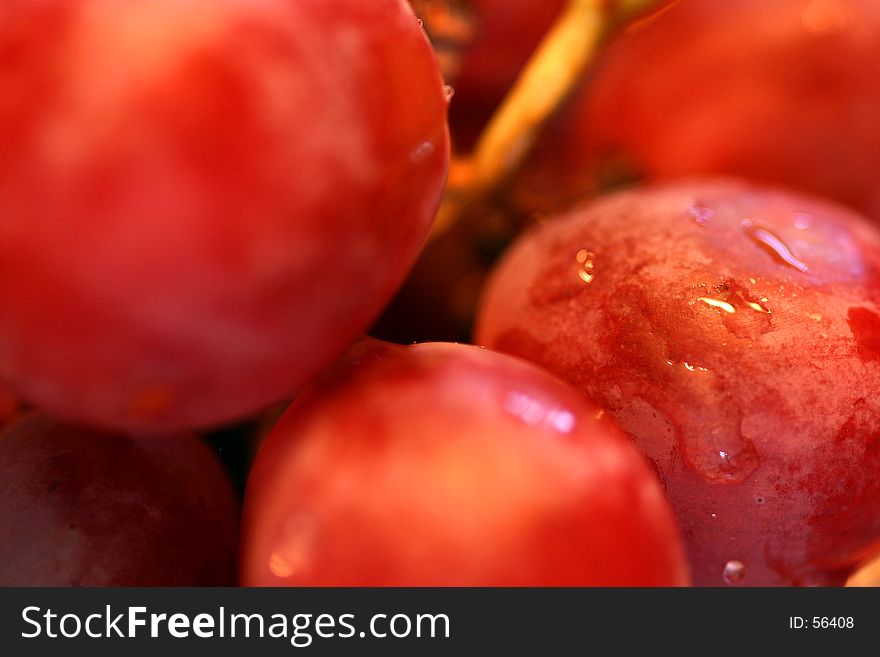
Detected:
left=692, top=281, right=773, bottom=338
left=711, top=513, right=718, bottom=519
left=681, top=423, right=760, bottom=484
left=723, top=560, right=747, bottom=585
left=443, top=85, right=455, bottom=102
left=688, top=204, right=714, bottom=226
left=716, top=448, right=758, bottom=479
left=742, top=219, right=809, bottom=273
left=697, top=297, right=736, bottom=314
left=410, top=141, right=435, bottom=163
left=416, top=18, right=424, bottom=27
left=668, top=358, right=711, bottom=373
left=575, top=249, right=595, bottom=284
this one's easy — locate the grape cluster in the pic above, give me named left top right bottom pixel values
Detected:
left=2, top=0, right=880, bottom=587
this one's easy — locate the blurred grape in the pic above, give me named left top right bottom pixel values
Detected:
left=0, top=0, right=449, bottom=432
left=0, top=413, right=240, bottom=585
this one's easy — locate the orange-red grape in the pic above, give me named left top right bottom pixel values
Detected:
left=522, top=0, right=880, bottom=217
left=0, top=0, right=449, bottom=432
left=242, top=340, right=688, bottom=586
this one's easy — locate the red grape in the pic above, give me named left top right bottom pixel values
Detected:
left=520, top=0, right=880, bottom=217
left=242, top=340, right=688, bottom=586
left=476, top=179, right=880, bottom=585
left=0, top=0, right=449, bottom=432
left=0, top=413, right=239, bottom=585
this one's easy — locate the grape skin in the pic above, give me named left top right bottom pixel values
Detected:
left=242, top=340, right=689, bottom=586
left=520, top=0, right=880, bottom=217
left=0, top=0, right=449, bottom=432
left=477, top=179, right=880, bottom=585
left=0, top=413, right=239, bottom=586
